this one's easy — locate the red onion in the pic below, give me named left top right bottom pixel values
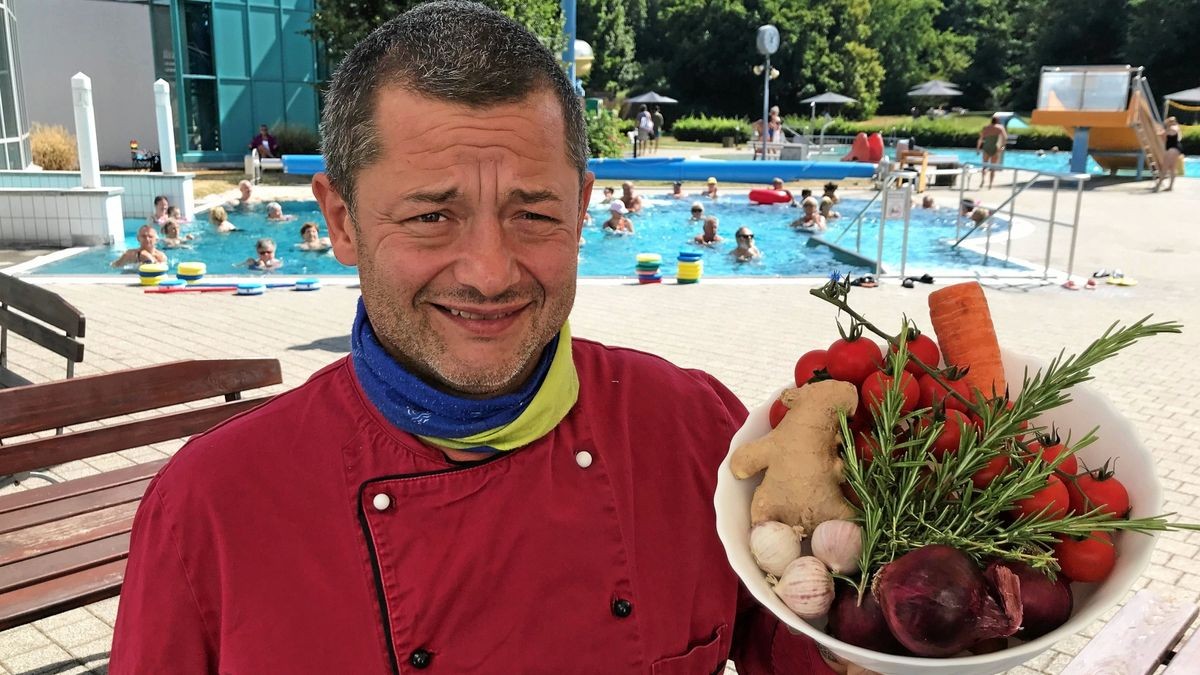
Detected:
left=986, top=560, right=1073, bottom=640
left=876, top=545, right=1023, bottom=657
left=827, top=583, right=907, bottom=655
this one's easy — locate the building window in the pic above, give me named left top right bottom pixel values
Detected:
left=181, top=1, right=214, bottom=76
left=184, top=79, right=220, bottom=151
left=0, top=0, right=28, bottom=169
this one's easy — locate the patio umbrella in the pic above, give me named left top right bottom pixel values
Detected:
left=1164, top=86, right=1200, bottom=103
left=801, top=92, right=858, bottom=120
left=626, top=91, right=679, bottom=104
left=912, top=79, right=960, bottom=90
left=908, top=82, right=963, bottom=97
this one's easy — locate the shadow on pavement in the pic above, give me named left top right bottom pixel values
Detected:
left=288, top=335, right=351, bottom=353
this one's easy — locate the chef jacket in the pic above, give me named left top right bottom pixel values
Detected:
left=110, top=338, right=833, bottom=674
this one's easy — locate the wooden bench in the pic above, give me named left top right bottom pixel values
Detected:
left=0, top=273, right=85, bottom=389
left=0, top=358, right=282, bottom=631
left=1062, top=589, right=1200, bottom=674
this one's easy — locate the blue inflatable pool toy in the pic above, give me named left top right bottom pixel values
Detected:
left=295, top=278, right=321, bottom=291
left=236, top=282, right=265, bottom=296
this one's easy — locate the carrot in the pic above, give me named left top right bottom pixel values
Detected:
left=927, top=282, right=1006, bottom=399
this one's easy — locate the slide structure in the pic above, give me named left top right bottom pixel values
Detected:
left=1031, top=67, right=1176, bottom=179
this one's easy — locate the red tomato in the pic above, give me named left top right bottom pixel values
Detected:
left=891, top=333, right=941, bottom=376
left=971, top=455, right=1011, bottom=489
left=1054, top=532, right=1116, bottom=583
left=860, top=371, right=919, bottom=415
left=1025, top=434, right=1078, bottom=475
left=768, top=399, right=788, bottom=428
left=1069, top=469, right=1130, bottom=517
left=794, top=349, right=829, bottom=386
left=1012, top=475, right=1070, bottom=520
left=916, top=372, right=972, bottom=413
left=853, top=429, right=882, bottom=462
left=925, top=409, right=974, bottom=460
left=826, top=337, right=883, bottom=386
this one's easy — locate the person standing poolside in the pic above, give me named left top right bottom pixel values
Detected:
left=768, top=105, right=783, bottom=143
left=636, top=104, right=654, bottom=156
left=732, top=227, right=761, bottom=262
left=620, top=180, right=644, bottom=212
left=652, top=105, right=665, bottom=153
left=977, top=116, right=1008, bottom=189
left=1157, top=116, right=1183, bottom=192
left=111, top=4, right=857, bottom=673
left=111, top=224, right=167, bottom=267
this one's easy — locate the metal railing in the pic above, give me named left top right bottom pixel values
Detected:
left=822, top=163, right=1090, bottom=280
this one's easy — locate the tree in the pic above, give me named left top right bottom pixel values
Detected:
left=309, top=0, right=564, bottom=67
left=1010, top=0, right=1129, bottom=109
left=1123, top=0, right=1200, bottom=108
left=584, top=0, right=642, bottom=95
left=871, top=0, right=973, bottom=112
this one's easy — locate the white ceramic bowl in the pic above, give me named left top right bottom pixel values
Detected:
left=715, top=351, right=1161, bottom=675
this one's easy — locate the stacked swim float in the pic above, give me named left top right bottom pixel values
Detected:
left=138, top=263, right=168, bottom=286
left=176, top=262, right=207, bottom=284
left=635, top=253, right=663, bottom=284
left=676, top=252, right=703, bottom=284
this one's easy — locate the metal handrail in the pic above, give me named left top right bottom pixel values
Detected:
left=832, top=167, right=917, bottom=252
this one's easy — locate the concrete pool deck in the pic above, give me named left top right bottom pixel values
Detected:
left=0, top=175, right=1196, bottom=674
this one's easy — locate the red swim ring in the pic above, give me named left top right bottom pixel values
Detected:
left=748, top=188, right=793, bottom=204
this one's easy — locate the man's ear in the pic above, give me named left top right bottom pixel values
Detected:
left=312, top=173, right=358, bottom=266
left=577, top=171, right=596, bottom=236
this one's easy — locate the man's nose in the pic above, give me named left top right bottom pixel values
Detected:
left=453, top=215, right=521, bottom=298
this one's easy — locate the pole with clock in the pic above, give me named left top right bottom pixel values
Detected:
left=756, top=25, right=780, bottom=161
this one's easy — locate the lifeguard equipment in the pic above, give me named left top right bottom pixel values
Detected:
left=138, top=263, right=168, bottom=286
left=748, top=189, right=792, bottom=204
left=176, top=262, right=207, bottom=284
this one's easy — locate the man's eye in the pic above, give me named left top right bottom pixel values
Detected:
left=519, top=212, right=556, bottom=222
left=414, top=213, right=446, bottom=223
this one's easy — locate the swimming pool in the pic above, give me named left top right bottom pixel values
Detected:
left=919, top=147, right=1200, bottom=177
left=26, top=196, right=1024, bottom=278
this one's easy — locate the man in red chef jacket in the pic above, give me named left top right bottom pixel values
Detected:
left=111, top=3, right=867, bottom=673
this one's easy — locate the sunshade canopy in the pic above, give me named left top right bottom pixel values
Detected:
left=1165, top=86, right=1200, bottom=103
left=626, top=91, right=679, bottom=104
left=908, top=82, right=963, bottom=97
left=800, top=92, right=857, bottom=104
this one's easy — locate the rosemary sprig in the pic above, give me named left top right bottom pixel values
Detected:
left=813, top=281, right=1187, bottom=596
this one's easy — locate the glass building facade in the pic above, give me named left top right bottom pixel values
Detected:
left=150, top=0, right=319, bottom=162
left=0, top=0, right=30, bottom=169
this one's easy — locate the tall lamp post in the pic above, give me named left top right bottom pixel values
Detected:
left=755, top=25, right=780, bottom=160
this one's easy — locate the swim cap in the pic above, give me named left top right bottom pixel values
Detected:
left=610, top=201, right=628, bottom=214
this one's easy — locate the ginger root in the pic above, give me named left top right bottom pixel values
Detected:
left=731, top=379, right=858, bottom=531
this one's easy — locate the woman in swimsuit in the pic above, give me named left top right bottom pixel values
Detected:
left=977, top=116, right=1008, bottom=189
left=1158, top=116, right=1183, bottom=192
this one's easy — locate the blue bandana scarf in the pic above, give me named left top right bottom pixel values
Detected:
left=350, top=299, right=567, bottom=452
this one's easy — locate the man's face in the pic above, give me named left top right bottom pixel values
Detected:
left=240, top=183, right=251, bottom=199
left=314, top=87, right=593, bottom=396
left=137, top=228, right=157, bottom=249
left=260, top=125, right=269, bottom=135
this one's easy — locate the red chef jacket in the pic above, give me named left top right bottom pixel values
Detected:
left=110, top=338, right=832, bottom=674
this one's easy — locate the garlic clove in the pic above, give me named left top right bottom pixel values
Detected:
left=811, top=519, right=864, bottom=574
left=750, top=521, right=804, bottom=577
left=774, top=556, right=835, bottom=619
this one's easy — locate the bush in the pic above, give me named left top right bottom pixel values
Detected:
left=31, top=123, right=78, bottom=170
left=272, top=124, right=321, bottom=155
left=671, top=115, right=752, bottom=143
left=781, top=115, right=1074, bottom=151
left=586, top=108, right=627, bottom=159
left=1182, top=126, right=1200, bottom=155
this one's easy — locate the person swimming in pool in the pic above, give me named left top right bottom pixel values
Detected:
left=244, top=238, right=284, bottom=271
left=620, top=181, right=644, bottom=213
left=148, top=195, right=170, bottom=226
left=297, top=221, right=333, bottom=251
left=791, top=197, right=827, bottom=232
left=266, top=201, right=297, bottom=222
left=209, top=206, right=238, bottom=233
left=166, top=205, right=188, bottom=223
left=112, top=225, right=168, bottom=267
left=600, top=186, right=615, bottom=204
left=731, top=227, right=761, bottom=262
left=160, top=219, right=195, bottom=248
left=820, top=182, right=841, bottom=220
left=603, top=201, right=634, bottom=234
left=668, top=181, right=686, bottom=200
left=688, top=201, right=705, bottom=223
left=977, top=116, right=1008, bottom=189
left=693, top=216, right=722, bottom=246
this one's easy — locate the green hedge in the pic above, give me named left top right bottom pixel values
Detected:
left=586, top=109, right=627, bottom=159
left=671, top=115, right=752, bottom=143
left=783, top=116, right=1074, bottom=151
left=1183, top=127, right=1200, bottom=154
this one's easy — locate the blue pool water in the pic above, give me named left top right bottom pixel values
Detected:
left=30, top=197, right=1022, bottom=278
left=919, top=147, right=1200, bottom=177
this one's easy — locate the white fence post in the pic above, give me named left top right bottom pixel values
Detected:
left=71, top=73, right=101, bottom=188
left=153, top=79, right=178, bottom=174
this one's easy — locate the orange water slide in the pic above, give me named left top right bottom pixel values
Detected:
left=1032, top=86, right=1175, bottom=176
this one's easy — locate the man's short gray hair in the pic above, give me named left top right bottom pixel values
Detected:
left=320, top=1, right=588, bottom=215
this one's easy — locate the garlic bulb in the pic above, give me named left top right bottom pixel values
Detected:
left=750, top=521, right=804, bottom=577
left=774, top=556, right=834, bottom=618
left=811, top=519, right=863, bottom=574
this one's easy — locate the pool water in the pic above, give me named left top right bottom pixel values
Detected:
left=31, top=197, right=1022, bottom=278
left=919, top=147, right=1200, bottom=177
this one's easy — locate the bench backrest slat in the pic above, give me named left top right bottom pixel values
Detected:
left=1164, top=625, right=1200, bottom=674
left=0, top=274, right=85, bottom=337
left=0, top=310, right=85, bottom=362
left=0, top=358, right=282, bottom=438
left=1061, top=589, right=1199, bottom=675
left=0, top=398, right=271, bottom=475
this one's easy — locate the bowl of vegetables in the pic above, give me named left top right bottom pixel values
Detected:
left=715, top=280, right=1185, bottom=675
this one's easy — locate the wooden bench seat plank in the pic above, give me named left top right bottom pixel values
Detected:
left=0, top=532, right=130, bottom=595
left=1164, top=626, right=1200, bottom=675
left=0, top=559, right=124, bottom=632
left=0, top=358, right=281, bottom=438
left=1061, top=589, right=1199, bottom=675
left=0, top=396, right=271, bottom=475
left=0, top=368, right=33, bottom=388
left=0, top=274, right=86, bottom=337
left=0, top=501, right=137, bottom=566
left=0, top=460, right=164, bottom=516
left=0, top=479, right=151, bottom=535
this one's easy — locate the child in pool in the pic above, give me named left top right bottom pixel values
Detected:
left=244, top=238, right=283, bottom=271
left=167, top=205, right=189, bottom=222
left=159, top=219, right=195, bottom=248
left=209, top=206, right=238, bottom=233
left=297, top=221, right=333, bottom=251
